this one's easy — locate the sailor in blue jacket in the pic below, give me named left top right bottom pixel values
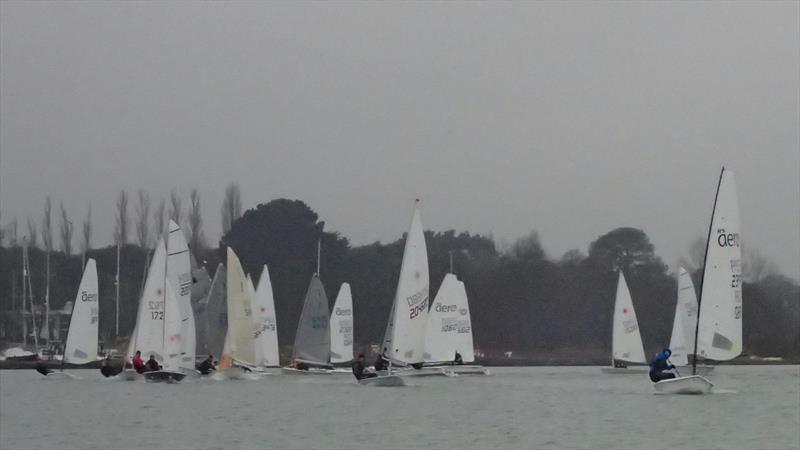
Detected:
left=649, top=348, right=676, bottom=382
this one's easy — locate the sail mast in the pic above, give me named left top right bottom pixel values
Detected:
left=692, top=167, right=725, bottom=376
left=316, top=239, right=321, bottom=277
left=162, top=230, right=168, bottom=367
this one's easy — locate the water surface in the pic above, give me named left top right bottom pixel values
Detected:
left=1, top=366, right=798, bottom=449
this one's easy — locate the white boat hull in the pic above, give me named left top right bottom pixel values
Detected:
left=358, top=375, right=405, bottom=387
left=676, top=365, right=715, bottom=376
left=654, top=375, right=713, bottom=395
left=443, top=365, right=490, bottom=376
left=397, top=367, right=454, bottom=378
left=601, top=367, right=650, bottom=374
left=281, top=367, right=333, bottom=376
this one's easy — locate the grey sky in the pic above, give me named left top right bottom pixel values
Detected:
left=1, top=1, right=798, bottom=278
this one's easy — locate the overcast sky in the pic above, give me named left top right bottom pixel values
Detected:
left=1, top=1, right=798, bottom=278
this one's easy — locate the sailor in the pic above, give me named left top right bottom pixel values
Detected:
left=145, top=355, right=161, bottom=372
left=100, top=355, right=115, bottom=377
left=373, top=352, right=388, bottom=372
left=294, top=360, right=309, bottom=371
left=454, top=351, right=463, bottom=365
left=131, top=351, right=146, bottom=373
left=34, top=355, right=52, bottom=376
left=197, top=355, right=215, bottom=375
left=649, top=348, right=677, bottom=382
left=352, top=353, right=377, bottom=380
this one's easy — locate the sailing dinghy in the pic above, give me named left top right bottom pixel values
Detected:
left=218, top=248, right=257, bottom=379
left=360, top=200, right=429, bottom=386
left=46, top=259, right=99, bottom=379
left=668, top=268, right=713, bottom=376
left=655, top=168, right=742, bottom=395
left=282, top=274, right=333, bottom=375
left=423, top=274, right=488, bottom=376
left=601, top=271, right=648, bottom=374
left=253, top=265, right=280, bottom=370
left=329, top=282, right=354, bottom=372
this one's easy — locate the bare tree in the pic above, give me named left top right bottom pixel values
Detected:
left=135, top=190, right=151, bottom=248
left=59, top=201, right=73, bottom=256
left=81, top=204, right=92, bottom=266
left=114, top=190, right=129, bottom=245
left=42, top=196, right=53, bottom=253
left=153, top=198, right=166, bottom=239
left=8, top=218, right=18, bottom=247
left=169, top=189, right=182, bottom=226
left=26, top=217, right=38, bottom=248
left=743, top=247, right=776, bottom=283
left=187, top=188, right=205, bottom=251
left=221, top=183, right=242, bottom=234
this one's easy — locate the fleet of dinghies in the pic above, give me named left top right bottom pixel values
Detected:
left=30, top=167, right=745, bottom=394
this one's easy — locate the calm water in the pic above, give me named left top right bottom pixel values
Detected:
left=1, top=366, right=798, bottom=450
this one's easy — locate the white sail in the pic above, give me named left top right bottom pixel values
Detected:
left=382, top=200, right=429, bottom=364
left=292, top=275, right=331, bottom=366
left=163, top=282, right=184, bottom=371
left=131, top=238, right=167, bottom=362
left=611, top=271, right=646, bottom=364
left=63, top=259, right=99, bottom=364
left=204, top=263, right=228, bottom=360
left=166, top=220, right=195, bottom=369
left=423, top=274, right=474, bottom=363
left=222, top=247, right=255, bottom=366
left=253, top=265, right=280, bottom=367
left=697, top=169, right=743, bottom=361
left=669, top=267, right=698, bottom=366
left=329, top=283, right=353, bottom=364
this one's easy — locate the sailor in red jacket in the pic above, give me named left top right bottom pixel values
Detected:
left=131, top=350, right=146, bottom=374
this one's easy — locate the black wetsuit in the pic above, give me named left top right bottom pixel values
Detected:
left=145, top=359, right=161, bottom=372
left=373, top=355, right=388, bottom=372
left=100, top=363, right=115, bottom=378
left=197, top=359, right=215, bottom=375
left=352, top=360, right=377, bottom=380
left=454, top=352, right=463, bottom=365
left=35, top=362, right=51, bottom=376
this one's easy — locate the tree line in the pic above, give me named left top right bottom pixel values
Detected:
left=0, top=195, right=797, bottom=362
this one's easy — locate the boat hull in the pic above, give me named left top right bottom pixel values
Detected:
left=601, top=367, right=650, bottom=374
left=358, top=375, right=405, bottom=387
left=281, top=367, right=332, bottom=375
left=676, top=365, right=714, bottom=376
left=438, top=365, right=490, bottom=376
left=398, top=367, right=453, bottom=378
left=143, top=370, right=186, bottom=383
left=654, top=375, right=713, bottom=395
